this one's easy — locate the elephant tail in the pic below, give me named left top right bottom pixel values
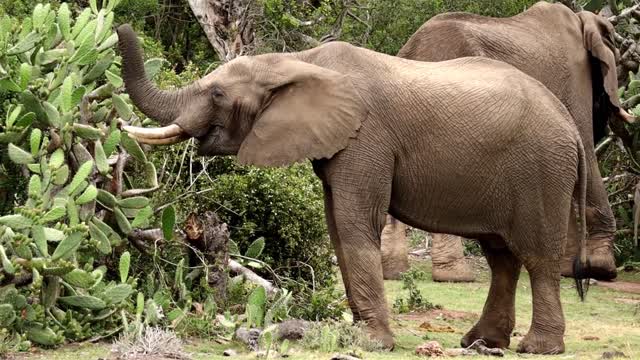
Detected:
left=572, top=136, right=590, bottom=301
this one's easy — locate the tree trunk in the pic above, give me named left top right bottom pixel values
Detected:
left=187, top=0, right=255, bottom=62
left=184, top=212, right=230, bottom=301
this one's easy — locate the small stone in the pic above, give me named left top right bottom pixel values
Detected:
left=223, top=349, right=237, bottom=356
left=416, top=341, right=445, bottom=357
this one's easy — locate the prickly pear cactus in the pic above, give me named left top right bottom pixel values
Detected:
left=0, top=0, right=160, bottom=346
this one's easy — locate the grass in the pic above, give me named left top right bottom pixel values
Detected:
left=12, top=260, right=640, bottom=360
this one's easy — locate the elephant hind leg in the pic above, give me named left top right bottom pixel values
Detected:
left=461, top=243, right=521, bottom=349
left=516, top=258, right=565, bottom=354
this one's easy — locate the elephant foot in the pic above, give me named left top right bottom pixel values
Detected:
left=516, top=332, right=564, bottom=354
left=432, top=260, right=476, bottom=282
left=560, top=237, right=616, bottom=281
left=366, top=326, right=395, bottom=350
left=461, top=324, right=510, bottom=349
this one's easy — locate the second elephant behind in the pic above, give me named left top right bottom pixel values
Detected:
left=382, top=1, right=633, bottom=282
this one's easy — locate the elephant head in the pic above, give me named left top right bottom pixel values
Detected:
left=577, top=11, right=635, bottom=138
left=117, top=24, right=367, bottom=166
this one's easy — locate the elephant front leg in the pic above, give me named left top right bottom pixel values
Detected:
left=462, top=246, right=521, bottom=349
left=330, top=197, right=394, bottom=349
left=517, top=260, right=565, bottom=354
left=431, top=233, right=476, bottom=283
left=381, top=215, right=410, bottom=280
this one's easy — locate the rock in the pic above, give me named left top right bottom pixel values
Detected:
left=601, top=350, right=628, bottom=359
left=223, top=349, right=237, bottom=356
left=234, top=327, right=262, bottom=351
left=416, top=341, right=445, bottom=357
left=277, top=319, right=311, bottom=340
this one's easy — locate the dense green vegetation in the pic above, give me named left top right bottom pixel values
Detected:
left=0, top=0, right=638, bottom=356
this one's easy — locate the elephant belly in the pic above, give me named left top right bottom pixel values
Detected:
left=388, top=155, right=508, bottom=238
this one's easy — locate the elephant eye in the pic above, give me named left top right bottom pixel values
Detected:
left=211, top=87, right=225, bottom=100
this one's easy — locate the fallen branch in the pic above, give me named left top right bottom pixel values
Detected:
left=228, top=259, right=278, bottom=295
left=603, top=172, right=634, bottom=183
left=609, top=4, right=640, bottom=24
left=596, top=136, right=614, bottom=155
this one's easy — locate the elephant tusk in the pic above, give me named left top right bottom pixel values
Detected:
left=619, top=108, right=636, bottom=124
left=129, top=133, right=188, bottom=145
left=122, top=124, right=184, bottom=139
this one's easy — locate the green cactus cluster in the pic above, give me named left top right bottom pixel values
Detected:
left=0, top=0, right=159, bottom=347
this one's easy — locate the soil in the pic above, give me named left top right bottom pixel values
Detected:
left=398, top=308, right=478, bottom=322
left=596, top=280, right=640, bottom=294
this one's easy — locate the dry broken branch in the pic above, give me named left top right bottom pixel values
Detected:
left=228, top=259, right=279, bottom=295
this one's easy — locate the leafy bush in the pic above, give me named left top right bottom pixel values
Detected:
left=0, top=0, right=160, bottom=347
left=153, top=156, right=334, bottom=292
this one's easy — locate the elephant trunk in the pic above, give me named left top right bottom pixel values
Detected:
left=117, top=24, right=193, bottom=126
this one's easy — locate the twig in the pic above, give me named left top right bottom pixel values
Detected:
left=466, top=339, right=504, bottom=357
left=295, top=261, right=316, bottom=293
left=169, top=139, right=193, bottom=192
left=154, top=187, right=216, bottom=213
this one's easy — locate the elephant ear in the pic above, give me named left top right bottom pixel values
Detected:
left=237, top=59, right=368, bottom=167
left=578, top=12, right=624, bottom=113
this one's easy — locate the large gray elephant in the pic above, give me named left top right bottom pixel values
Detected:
left=117, top=24, right=589, bottom=353
left=382, top=1, right=634, bottom=282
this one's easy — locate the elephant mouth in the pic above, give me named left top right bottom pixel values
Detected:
left=123, top=124, right=189, bottom=145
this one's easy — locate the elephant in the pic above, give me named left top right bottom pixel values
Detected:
left=380, top=215, right=409, bottom=279
left=380, top=1, right=636, bottom=283
left=117, top=23, right=590, bottom=354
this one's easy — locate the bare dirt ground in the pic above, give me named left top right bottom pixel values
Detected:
left=596, top=279, right=640, bottom=294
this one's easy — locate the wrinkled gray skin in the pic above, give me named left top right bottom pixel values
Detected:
left=117, top=23, right=589, bottom=354
left=386, top=1, right=631, bottom=282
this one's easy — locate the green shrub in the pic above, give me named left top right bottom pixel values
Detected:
left=0, top=0, right=159, bottom=347
left=153, top=158, right=334, bottom=292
